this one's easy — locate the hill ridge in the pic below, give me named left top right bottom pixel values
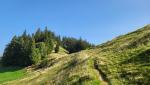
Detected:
left=2, top=25, right=150, bottom=85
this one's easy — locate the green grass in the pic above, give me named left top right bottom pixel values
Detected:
left=0, top=66, right=26, bottom=84
left=2, top=25, right=150, bottom=85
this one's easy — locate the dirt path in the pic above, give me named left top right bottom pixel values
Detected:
left=94, top=60, right=109, bottom=85
left=80, top=51, right=109, bottom=85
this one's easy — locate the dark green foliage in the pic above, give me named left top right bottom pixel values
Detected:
left=55, top=36, right=61, bottom=53
left=34, top=28, right=56, bottom=43
left=55, top=43, right=60, bottom=53
left=34, top=28, right=55, bottom=54
left=2, top=34, right=32, bottom=66
left=0, top=57, right=2, bottom=64
left=1, top=27, right=94, bottom=66
left=62, top=37, right=94, bottom=53
left=30, top=39, right=41, bottom=64
left=30, top=48, right=41, bottom=64
left=36, top=42, right=47, bottom=59
left=1, top=28, right=57, bottom=66
left=62, top=37, right=77, bottom=53
left=34, top=28, right=42, bottom=42
left=45, top=39, right=53, bottom=54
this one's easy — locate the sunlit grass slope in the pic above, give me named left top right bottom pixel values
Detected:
left=2, top=25, right=150, bottom=85
left=95, top=25, right=150, bottom=84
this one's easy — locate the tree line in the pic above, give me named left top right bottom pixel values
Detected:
left=62, top=37, right=94, bottom=53
left=1, top=28, right=94, bottom=66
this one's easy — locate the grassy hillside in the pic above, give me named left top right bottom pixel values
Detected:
left=1, top=25, right=150, bottom=85
left=95, top=25, right=150, bottom=84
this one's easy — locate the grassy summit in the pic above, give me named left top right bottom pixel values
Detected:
left=1, top=25, right=150, bottom=85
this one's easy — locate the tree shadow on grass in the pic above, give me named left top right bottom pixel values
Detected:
left=0, top=66, right=24, bottom=73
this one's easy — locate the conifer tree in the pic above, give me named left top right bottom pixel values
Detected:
left=34, top=28, right=42, bottom=42
left=30, top=38, right=41, bottom=64
left=55, top=43, right=60, bottom=53
left=2, top=27, right=94, bottom=66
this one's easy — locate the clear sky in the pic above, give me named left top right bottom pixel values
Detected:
left=0, top=0, right=150, bottom=55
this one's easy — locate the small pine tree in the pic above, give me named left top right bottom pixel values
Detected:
left=45, top=39, right=53, bottom=54
left=30, top=38, right=41, bottom=64
left=36, top=42, right=47, bottom=59
left=34, top=28, right=42, bottom=42
left=55, top=43, right=60, bottom=53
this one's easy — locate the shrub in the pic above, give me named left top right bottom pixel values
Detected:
left=38, top=59, right=49, bottom=68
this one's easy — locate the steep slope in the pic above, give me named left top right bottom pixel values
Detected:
left=99, top=25, right=150, bottom=50
left=3, top=25, right=150, bottom=85
left=95, top=25, right=150, bottom=84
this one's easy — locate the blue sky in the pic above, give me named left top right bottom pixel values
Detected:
left=0, top=0, right=150, bottom=55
